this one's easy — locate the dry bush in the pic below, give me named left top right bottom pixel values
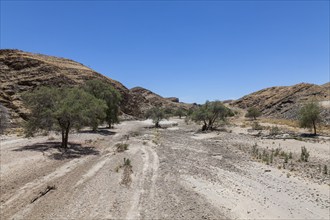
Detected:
left=116, top=143, right=129, bottom=152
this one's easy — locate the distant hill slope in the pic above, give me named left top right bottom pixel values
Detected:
left=232, top=82, right=330, bottom=124
left=130, top=87, right=192, bottom=113
left=0, top=49, right=189, bottom=126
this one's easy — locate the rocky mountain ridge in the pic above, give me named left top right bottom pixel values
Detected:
left=0, top=49, right=190, bottom=126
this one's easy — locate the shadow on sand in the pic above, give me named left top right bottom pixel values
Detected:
left=78, top=128, right=116, bottom=136
left=13, top=141, right=100, bottom=160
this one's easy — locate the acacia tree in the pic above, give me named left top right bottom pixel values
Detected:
left=191, top=101, right=233, bottom=131
left=0, top=104, right=9, bottom=134
left=83, top=79, right=121, bottom=128
left=146, top=107, right=168, bottom=128
left=23, top=87, right=107, bottom=148
left=175, top=108, right=186, bottom=119
left=299, top=102, right=321, bottom=135
left=245, top=107, right=262, bottom=120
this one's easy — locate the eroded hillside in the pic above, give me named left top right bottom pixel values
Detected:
left=232, top=83, right=330, bottom=124
left=0, top=49, right=190, bottom=126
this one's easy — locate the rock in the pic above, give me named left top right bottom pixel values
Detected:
left=166, top=97, right=179, bottom=103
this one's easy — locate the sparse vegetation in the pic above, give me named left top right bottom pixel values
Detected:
left=300, top=146, right=310, bottom=162
left=245, top=107, right=262, bottom=120
left=121, top=158, right=133, bottom=187
left=116, top=143, right=129, bottom=152
left=252, top=121, right=263, bottom=130
left=191, top=101, right=233, bottom=131
left=269, top=126, right=280, bottom=136
left=299, top=102, right=322, bottom=135
left=23, top=86, right=107, bottom=148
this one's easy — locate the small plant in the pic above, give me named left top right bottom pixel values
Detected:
left=274, top=148, right=281, bottom=157
left=124, top=158, right=131, bottom=167
left=143, top=141, right=147, bottom=145
left=300, top=146, right=310, bottom=162
left=252, top=122, right=263, bottom=130
left=48, top=136, right=55, bottom=141
left=251, top=143, right=259, bottom=157
left=284, top=154, right=289, bottom=163
left=116, top=143, right=129, bottom=152
left=288, top=152, right=293, bottom=159
left=270, top=150, right=274, bottom=164
left=270, top=126, right=280, bottom=136
left=287, top=173, right=291, bottom=178
left=280, top=151, right=286, bottom=158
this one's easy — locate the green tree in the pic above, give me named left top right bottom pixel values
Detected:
left=191, top=101, right=233, bottom=131
left=23, top=87, right=107, bottom=148
left=0, top=104, right=9, bottom=134
left=245, top=107, right=262, bottom=120
left=175, top=108, right=186, bottom=118
left=83, top=79, right=122, bottom=128
left=145, top=107, right=168, bottom=128
left=299, top=102, right=321, bottom=135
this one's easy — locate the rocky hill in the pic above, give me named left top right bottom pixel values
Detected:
left=232, top=82, right=330, bottom=123
left=130, top=87, right=191, bottom=113
left=0, top=49, right=189, bottom=126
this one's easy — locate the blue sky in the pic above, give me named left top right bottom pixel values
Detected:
left=1, top=0, right=329, bottom=104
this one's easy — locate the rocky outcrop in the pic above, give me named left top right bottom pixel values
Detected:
left=166, top=97, right=179, bottom=103
left=232, top=83, right=330, bottom=123
left=130, top=87, right=191, bottom=115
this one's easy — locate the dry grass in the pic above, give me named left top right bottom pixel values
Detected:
left=260, top=118, right=298, bottom=128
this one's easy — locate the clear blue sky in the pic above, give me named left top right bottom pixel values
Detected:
left=1, top=0, right=329, bottom=104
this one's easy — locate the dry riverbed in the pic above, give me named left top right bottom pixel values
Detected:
left=0, top=119, right=329, bottom=219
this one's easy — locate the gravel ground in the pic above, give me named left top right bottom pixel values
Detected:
left=0, top=119, right=329, bottom=219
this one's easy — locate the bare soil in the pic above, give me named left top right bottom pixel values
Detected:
left=1, top=119, right=329, bottom=219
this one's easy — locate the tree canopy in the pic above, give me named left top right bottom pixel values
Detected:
left=245, top=107, right=262, bottom=120
left=191, top=101, right=233, bottom=131
left=83, top=79, right=122, bottom=128
left=145, top=107, right=168, bottom=128
left=299, top=102, right=322, bottom=135
left=23, top=86, right=107, bottom=148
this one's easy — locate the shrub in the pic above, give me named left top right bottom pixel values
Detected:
left=245, top=107, right=262, bottom=120
left=116, top=143, right=129, bottom=152
left=300, top=146, right=310, bottom=162
left=252, top=122, right=263, bottom=130
left=270, top=126, right=280, bottom=136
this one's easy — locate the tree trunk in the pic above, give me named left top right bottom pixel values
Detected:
left=61, top=129, right=65, bottom=148
left=155, top=121, right=160, bottom=128
left=60, top=122, right=70, bottom=148
left=313, top=120, right=317, bottom=136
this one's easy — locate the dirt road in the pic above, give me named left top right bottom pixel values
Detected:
left=1, top=119, right=329, bottom=219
